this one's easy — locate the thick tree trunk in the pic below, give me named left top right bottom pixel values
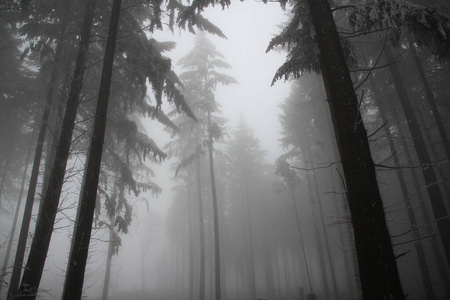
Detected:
left=206, top=110, right=221, bottom=300
left=196, top=159, right=206, bottom=300
left=385, top=45, right=450, bottom=269
left=61, top=0, right=121, bottom=299
left=14, top=1, right=91, bottom=298
left=304, top=0, right=404, bottom=299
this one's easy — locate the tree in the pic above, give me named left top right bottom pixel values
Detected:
left=177, top=33, right=236, bottom=300
left=268, top=0, right=404, bottom=298
left=15, top=1, right=95, bottom=298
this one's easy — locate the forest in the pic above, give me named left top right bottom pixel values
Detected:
left=0, top=0, right=449, bottom=299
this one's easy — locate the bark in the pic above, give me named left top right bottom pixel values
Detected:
left=196, top=159, right=206, bottom=300
left=304, top=0, right=404, bottom=299
left=207, top=109, right=221, bottom=300
left=385, top=45, right=450, bottom=269
left=15, top=1, right=94, bottom=298
left=61, top=0, right=121, bottom=298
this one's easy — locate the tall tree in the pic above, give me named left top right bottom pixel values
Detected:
left=15, top=1, right=95, bottom=298
left=177, top=33, right=236, bottom=300
left=268, top=0, right=404, bottom=298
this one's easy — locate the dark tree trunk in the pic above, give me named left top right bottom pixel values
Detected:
left=14, top=1, right=91, bottom=298
left=196, top=159, right=206, bottom=300
left=304, top=0, right=404, bottom=299
left=411, top=42, right=450, bottom=160
left=206, top=109, right=221, bottom=300
left=386, top=87, right=450, bottom=298
left=62, top=0, right=121, bottom=298
left=371, top=78, right=435, bottom=299
left=385, top=45, right=450, bottom=269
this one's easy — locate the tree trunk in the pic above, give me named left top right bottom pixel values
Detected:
left=196, top=159, right=206, bottom=300
left=371, top=78, right=435, bottom=299
left=410, top=42, right=450, bottom=161
left=244, top=183, right=256, bottom=298
left=207, top=109, right=221, bottom=300
left=62, top=0, right=121, bottom=298
left=0, top=141, right=32, bottom=295
left=14, top=1, right=91, bottom=298
left=385, top=45, right=450, bottom=269
left=304, top=0, right=404, bottom=299
left=386, top=87, right=450, bottom=298
left=306, top=145, right=339, bottom=300
left=101, top=214, right=115, bottom=300
left=289, top=184, right=313, bottom=297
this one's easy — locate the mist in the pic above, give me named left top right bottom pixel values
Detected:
left=1, top=1, right=450, bottom=300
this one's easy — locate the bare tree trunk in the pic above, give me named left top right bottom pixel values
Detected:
left=371, top=78, right=435, bottom=299
left=13, top=1, right=91, bottom=298
left=385, top=45, right=450, bottom=269
left=62, top=0, right=121, bottom=298
left=305, top=0, right=404, bottom=298
left=207, top=109, right=221, bottom=300
left=101, top=214, right=115, bottom=300
left=0, top=141, right=32, bottom=295
left=289, top=184, right=313, bottom=297
left=196, top=159, right=206, bottom=300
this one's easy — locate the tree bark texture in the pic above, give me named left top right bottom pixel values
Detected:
left=62, top=0, right=121, bottom=298
left=304, top=0, right=405, bottom=299
left=15, top=1, right=93, bottom=299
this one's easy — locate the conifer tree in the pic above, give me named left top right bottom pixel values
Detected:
left=176, top=33, right=236, bottom=300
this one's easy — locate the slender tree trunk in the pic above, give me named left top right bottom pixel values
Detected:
left=304, top=172, right=329, bottom=297
left=101, top=214, right=115, bottom=300
left=410, top=42, right=450, bottom=160
left=386, top=88, right=450, bottom=298
left=0, top=138, right=14, bottom=204
left=385, top=45, right=450, bottom=268
left=372, top=79, right=435, bottom=299
left=62, top=0, right=121, bottom=298
left=15, top=1, right=94, bottom=298
left=196, top=159, right=206, bottom=300
left=244, top=183, right=256, bottom=298
left=289, top=184, right=313, bottom=297
left=304, top=0, right=404, bottom=299
left=307, top=146, right=339, bottom=300
left=207, top=110, right=221, bottom=300
left=0, top=142, right=32, bottom=295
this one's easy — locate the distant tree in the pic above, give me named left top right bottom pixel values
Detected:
left=225, top=116, right=265, bottom=299
left=176, top=33, right=236, bottom=300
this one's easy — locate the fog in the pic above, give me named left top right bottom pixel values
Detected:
left=1, top=1, right=450, bottom=300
